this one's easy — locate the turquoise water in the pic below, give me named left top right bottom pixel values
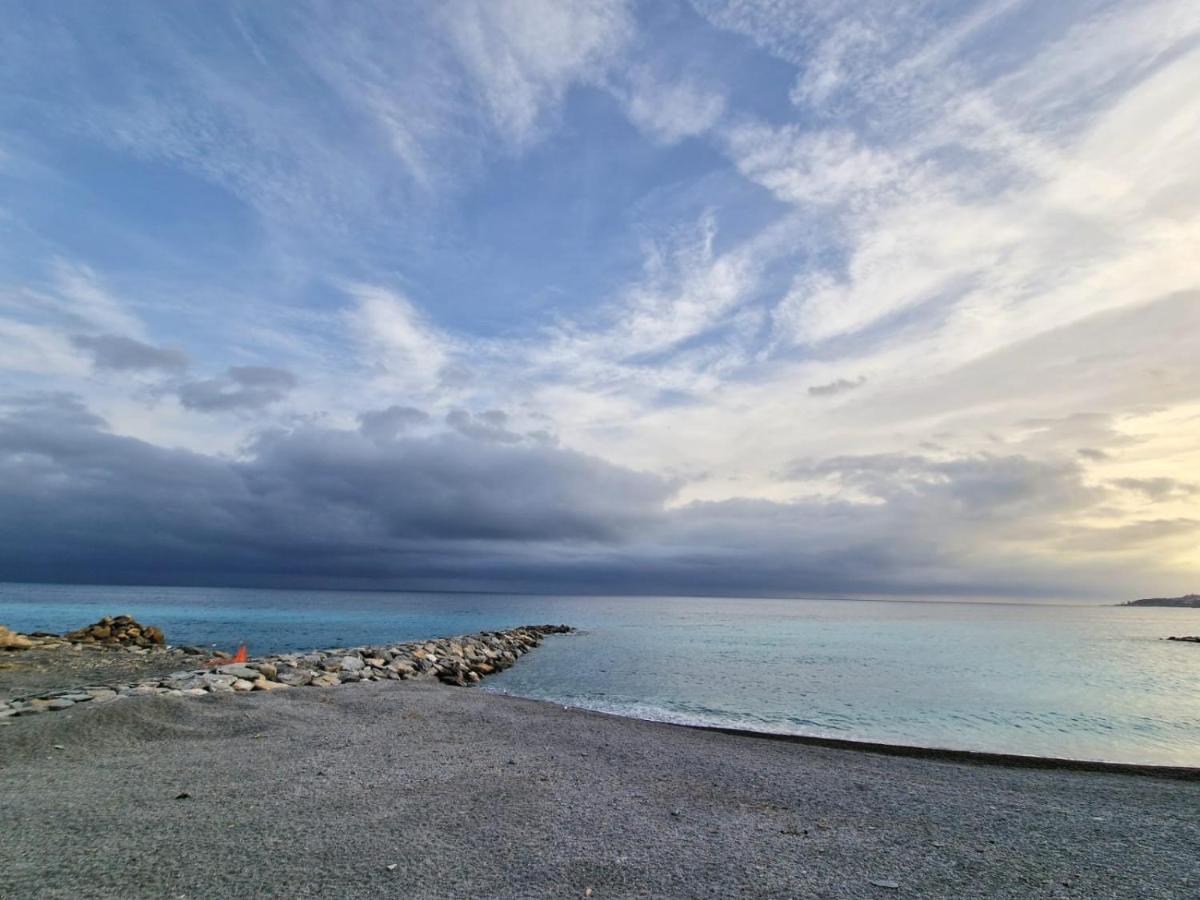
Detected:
left=2, top=582, right=1199, bottom=766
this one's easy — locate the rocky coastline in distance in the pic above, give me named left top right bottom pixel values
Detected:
left=1119, top=594, right=1200, bottom=644
left=0, top=616, right=572, bottom=720
left=1124, top=593, right=1200, bottom=607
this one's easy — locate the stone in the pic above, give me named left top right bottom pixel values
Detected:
left=201, top=673, right=236, bottom=691
left=216, top=664, right=260, bottom=680
left=869, top=880, right=900, bottom=890
left=87, top=689, right=118, bottom=702
left=232, top=679, right=255, bottom=692
left=253, top=677, right=289, bottom=691
left=253, top=662, right=278, bottom=679
left=0, top=625, right=33, bottom=650
left=277, top=669, right=313, bottom=687
left=339, top=656, right=365, bottom=672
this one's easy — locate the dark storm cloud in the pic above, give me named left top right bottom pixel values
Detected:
left=177, top=365, right=297, bottom=412
left=0, top=398, right=672, bottom=586
left=0, top=398, right=1160, bottom=596
left=357, top=405, right=431, bottom=441
left=72, top=333, right=189, bottom=371
left=445, top=408, right=522, bottom=443
left=807, top=376, right=865, bottom=397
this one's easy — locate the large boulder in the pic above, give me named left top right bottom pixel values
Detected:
left=0, top=625, right=33, bottom=651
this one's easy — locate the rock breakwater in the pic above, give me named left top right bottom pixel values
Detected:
left=0, top=624, right=571, bottom=720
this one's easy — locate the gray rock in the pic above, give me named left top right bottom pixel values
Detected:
left=201, top=673, right=236, bottom=692
left=46, top=698, right=75, bottom=710
left=339, top=656, right=365, bottom=672
left=253, top=661, right=278, bottom=679
left=216, top=664, right=260, bottom=679
left=276, top=669, right=313, bottom=687
left=231, top=679, right=255, bottom=692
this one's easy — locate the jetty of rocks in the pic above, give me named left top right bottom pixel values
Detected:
left=0, top=624, right=571, bottom=719
left=1166, top=635, right=1200, bottom=643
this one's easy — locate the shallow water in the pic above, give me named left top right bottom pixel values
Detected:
left=2, top=582, right=1198, bottom=765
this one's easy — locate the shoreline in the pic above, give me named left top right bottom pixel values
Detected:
left=682, top=720, right=1200, bottom=780
left=5, top=617, right=1197, bottom=774
left=480, top=695, right=1200, bottom=778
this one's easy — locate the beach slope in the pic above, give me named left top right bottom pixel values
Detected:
left=1, top=683, right=1196, bottom=899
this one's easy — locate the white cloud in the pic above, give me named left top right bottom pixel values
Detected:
left=620, top=67, right=726, bottom=144
left=344, top=284, right=458, bottom=393
left=725, top=122, right=907, bottom=208
left=438, top=0, right=634, bottom=148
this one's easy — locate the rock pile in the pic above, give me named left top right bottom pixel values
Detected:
left=63, top=615, right=166, bottom=648
left=0, top=624, right=572, bottom=719
left=1, top=616, right=175, bottom=653
left=1166, top=635, right=1200, bottom=643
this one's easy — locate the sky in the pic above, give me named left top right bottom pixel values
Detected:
left=0, top=0, right=1197, bottom=598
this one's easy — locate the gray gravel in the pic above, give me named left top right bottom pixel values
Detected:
left=0, top=681, right=1196, bottom=899
left=0, top=646, right=198, bottom=700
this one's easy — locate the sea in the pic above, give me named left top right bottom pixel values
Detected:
left=2, top=582, right=1198, bottom=767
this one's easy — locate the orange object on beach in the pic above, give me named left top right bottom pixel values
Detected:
left=204, top=644, right=248, bottom=667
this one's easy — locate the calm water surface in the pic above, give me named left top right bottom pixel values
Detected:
left=2, top=583, right=1198, bottom=766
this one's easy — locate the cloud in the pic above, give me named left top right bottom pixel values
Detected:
left=72, top=333, right=188, bottom=372
left=0, top=400, right=1187, bottom=596
left=807, top=376, right=865, bottom=398
left=357, top=405, right=431, bottom=442
left=0, top=402, right=672, bottom=586
left=346, top=284, right=456, bottom=390
left=438, top=0, right=635, bottom=148
left=177, top=366, right=297, bottom=413
left=619, top=67, right=726, bottom=144
left=445, top=408, right=522, bottom=444
left=724, top=123, right=903, bottom=208
left=1111, top=477, right=1199, bottom=502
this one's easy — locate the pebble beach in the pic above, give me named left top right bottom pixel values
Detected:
left=2, top=619, right=1199, bottom=898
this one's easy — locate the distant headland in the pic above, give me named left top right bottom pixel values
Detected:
left=1124, top=594, right=1200, bottom=608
